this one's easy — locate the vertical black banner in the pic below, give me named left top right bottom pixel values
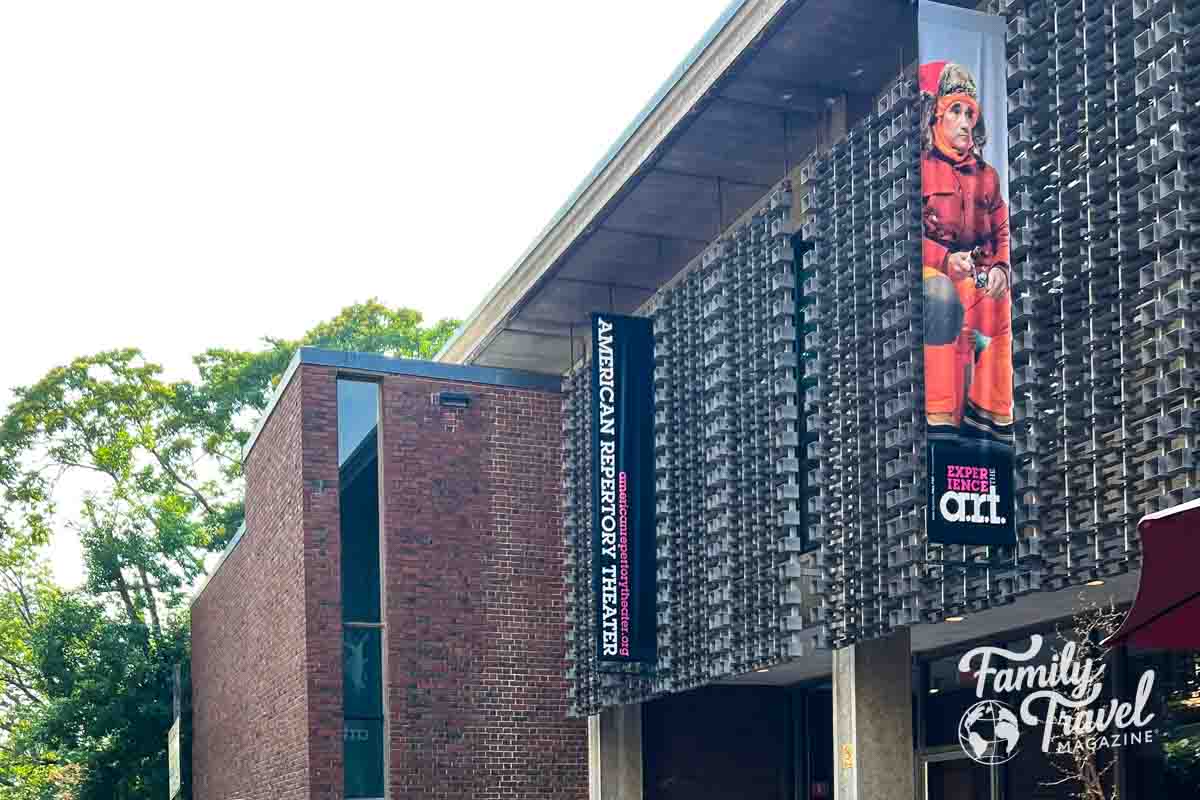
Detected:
left=920, top=1, right=1016, bottom=546
left=591, top=313, right=657, bottom=664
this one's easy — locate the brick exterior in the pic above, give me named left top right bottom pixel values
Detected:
left=192, top=367, right=311, bottom=800
left=300, top=367, right=345, bottom=798
left=380, top=374, right=585, bottom=800
left=192, top=362, right=585, bottom=800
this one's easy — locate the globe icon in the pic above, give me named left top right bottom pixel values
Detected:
left=958, top=700, right=1021, bottom=765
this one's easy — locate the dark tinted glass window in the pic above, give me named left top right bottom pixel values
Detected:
left=337, top=379, right=384, bottom=799
left=1125, top=647, right=1200, bottom=798
left=340, top=449, right=380, bottom=624
left=926, top=759, right=990, bottom=800
left=344, top=627, right=384, bottom=719
left=926, top=652, right=980, bottom=747
left=338, top=379, right=378, bottom=466
left=344, top=718, right=385, bottom=798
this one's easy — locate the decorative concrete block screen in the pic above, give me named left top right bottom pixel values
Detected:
left=563, top=0, right=1199, bottom=716
left=562, top=183, right=817, bottom=715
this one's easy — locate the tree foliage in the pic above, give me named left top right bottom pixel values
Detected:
left=192, top=298, right=458, bottom=459
left=0, top=301, right=458, bottom=798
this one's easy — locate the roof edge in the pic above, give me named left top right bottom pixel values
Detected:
left=436, top=0, right=790, bottom=365
left=195, top=347, right=560, bottom=607
left=189, top=521, right=247, bottom=609
left=242, top=347, right=561, bottom=463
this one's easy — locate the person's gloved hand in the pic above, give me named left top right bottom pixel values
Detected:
left=946, top=251, right=974, bottom=281
left=985, top=266, right=1009, bottom=299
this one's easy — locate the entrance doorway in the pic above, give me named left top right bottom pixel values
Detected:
left=643, top=685, right=794, bottom=799
left=641, top=684, right=836, bottom=800
left=792, top=686, right=834, bottom=800
left=922, top=749, right=997, bottom=800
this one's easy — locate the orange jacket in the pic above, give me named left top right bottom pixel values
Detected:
left=921, top=149, right=1010, bottom=277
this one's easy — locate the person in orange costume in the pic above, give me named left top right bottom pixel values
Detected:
left=920, top=60, right=1013, bottom=444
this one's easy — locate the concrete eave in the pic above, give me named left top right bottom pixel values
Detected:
left=435, top=0, right=790, bottom=366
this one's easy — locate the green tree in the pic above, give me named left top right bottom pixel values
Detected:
left=24, top=594, right=188, bottom=800
left=0, top=349, right=241, bottom=624
left=191, top=298, right=458, bottom=463
left=0, top=525, right=188, bottom=800
left=0, top=300, right=458, bottom=799
left=0, top=346, right=205, bottom=797
left=0, top=535, right=68, bottom=800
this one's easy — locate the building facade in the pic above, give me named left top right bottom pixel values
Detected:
left=189, top=0, right=1199, bottom=798
left=190, top=350, right=586, bottom=799
left=441, top=0, right=1200, bottom=798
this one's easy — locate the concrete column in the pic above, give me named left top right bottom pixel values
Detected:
left=833, top=628, right=915, bottom=800
left=588, top=704, right=643, bottom=800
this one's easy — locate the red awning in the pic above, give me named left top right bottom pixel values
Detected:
left=1105, top=498, right=1200, bottom=651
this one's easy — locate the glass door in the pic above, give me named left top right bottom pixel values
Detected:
left=923, top=749, right=998, bottom=800
left=791, top=684, right=834, bottom=800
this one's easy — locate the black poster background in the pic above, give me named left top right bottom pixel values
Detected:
left=927, top=438, right=1016, bottom=546
left=591, top=313, right=657, bottom=664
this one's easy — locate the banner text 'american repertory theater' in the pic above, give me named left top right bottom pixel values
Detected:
left=591, top=313, right=656, bottom=664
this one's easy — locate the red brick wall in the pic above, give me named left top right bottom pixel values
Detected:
left=192, top=367, right=312, bottom=800
left=380, top=374, right=586, bottom=799
left=193, top=363, right=585, bottom=800
left=298, top=367, right=345, bottom=798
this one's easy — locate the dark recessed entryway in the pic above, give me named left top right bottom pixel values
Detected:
left=643, top=684, right=833, bottom=800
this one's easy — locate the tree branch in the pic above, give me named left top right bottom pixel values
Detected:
left=112, top=570, right=140, bottom=627
left=137, top=564, right=162, bottom=636
left=148, top=448, right=217, bottom=517
left=12, top=575, right=35, bottom=630
left=0, top=656, right=45, bottom=706
left=0, top=567, right=36, bottom=630
left=0, top=742, right=61, bottom=767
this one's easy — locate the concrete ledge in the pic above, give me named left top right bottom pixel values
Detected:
left=590, top=705, right=643, bottom=800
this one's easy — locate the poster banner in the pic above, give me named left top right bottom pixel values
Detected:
left=591, top=312, right=657, bottom=663
left=168, top=718, right=181, bottom=799
left=919, top=2, right=1016, bottom=546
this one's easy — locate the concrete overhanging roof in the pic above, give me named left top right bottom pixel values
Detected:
left=437, top=0, right=963, bottom=374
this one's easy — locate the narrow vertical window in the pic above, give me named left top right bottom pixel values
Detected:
left=338, top=379, right=385, bottom=799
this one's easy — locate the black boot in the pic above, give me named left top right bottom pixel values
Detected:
left=961, top=404, right=1015, bottom=446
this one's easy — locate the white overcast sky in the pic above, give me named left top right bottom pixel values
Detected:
left=0, top=1, right=733, bottom=587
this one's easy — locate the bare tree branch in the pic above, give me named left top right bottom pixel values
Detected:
left=147, top=448, right=217, bottom=517
left=137, top=564, right=161, bottom=636
left=112, top=570, right=140, bottom=627
left=1040, top=594, right=1124, bottom=800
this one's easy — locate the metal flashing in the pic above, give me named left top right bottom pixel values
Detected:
left=242, top=347, right=560, bottom=464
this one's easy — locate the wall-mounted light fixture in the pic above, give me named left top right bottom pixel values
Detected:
left=433, top=390, right=471, bottom=409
